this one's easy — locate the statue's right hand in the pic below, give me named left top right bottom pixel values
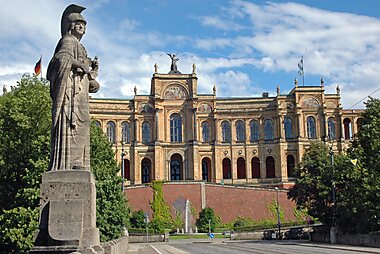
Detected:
left=82, top=65, right=91, bottom=74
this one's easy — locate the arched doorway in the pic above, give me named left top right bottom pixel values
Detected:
left=237, top=157, right=246, bottom=179
left=141, top=158, right=151, bottom=183
left=222, top=158, right=231, bottom=179
left=170, top=154, right=183, bottom=181
left=287, top=155, right=295, bottom=177
left=202, top=157, right=211, bottom=182
left=266, top=156, right=275, bottom=178
left=251, top=157, right=260, bottom=178
left=123, top=159, right=130, bottom=180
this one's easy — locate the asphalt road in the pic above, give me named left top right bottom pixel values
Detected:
left=127, top=240, right=380, bottom=254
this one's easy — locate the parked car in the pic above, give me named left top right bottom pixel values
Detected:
left=284, top=228, right=309, bottom=240
left=263, top=230, right=276, bottom=240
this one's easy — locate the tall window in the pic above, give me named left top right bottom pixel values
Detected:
left=106, top=121, right=116, bottom=143
left=284, top=117, right=293, bottom=139
left=236, top=120, right=246, bottom=142
left=307, top=116, right=316, bottom=138
left=343, top=118, right=352, bottom=140
left=141, top=158, right=151, bottom=183
left=328, top=117, right=336, bottom=140
left=142, top=121, right=151, bottom=144
left=287, top=155, right=295, bottom=177
left=264, top=119, right=274, bottom=141
left=221, top=121, right=231, bottom=143
left=170, top=113, right=182, bottom=142
left=266, top=156, right=275, bottom=178
left=237, top=157, right=246, bottom=179
left=222, top=158, right=231, bottom=179
left=121, top=121, right=131, bottom=143
left=250, top=120, right=259, bottom=141
left=251, top=157, right=260, bottom=178
left=201, top=121, right=210, bottom=143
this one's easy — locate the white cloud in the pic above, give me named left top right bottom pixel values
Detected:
left=1, top=1, right=379, bottom=109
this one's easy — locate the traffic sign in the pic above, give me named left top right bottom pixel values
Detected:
left=209, top=233, right=215, bottom=238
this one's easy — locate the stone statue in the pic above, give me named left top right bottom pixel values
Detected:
left=47, top=4, right=99, bottom=171
left=167, top=53, right=181, bottom=74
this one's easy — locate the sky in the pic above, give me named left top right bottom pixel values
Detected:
left=1, top=0, right=380, bottom=109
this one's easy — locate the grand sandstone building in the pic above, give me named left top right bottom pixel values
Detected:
left=89, top=64, right=363, bottom=188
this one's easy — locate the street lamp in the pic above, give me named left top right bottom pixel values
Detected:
left=329, top=146, right=337, bottom=244
left=275, top=187, right=281, bottom=239
left=121, top=141, right=125, bottom=192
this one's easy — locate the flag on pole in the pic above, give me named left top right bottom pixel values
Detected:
left=297, top=57, right=304, bottom=76
left=34, top=56, right=42, bottom=76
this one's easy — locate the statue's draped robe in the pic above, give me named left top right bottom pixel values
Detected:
left=47, top=34, right=91, bottom=171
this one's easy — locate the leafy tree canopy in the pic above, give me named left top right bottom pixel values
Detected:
left=195, top=207, right=220, bottom=233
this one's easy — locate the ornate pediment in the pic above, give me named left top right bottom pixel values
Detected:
left=198, top=103, right=212, bottom=113
left=140, top=103, right=154, bottom=113
left=164, top=85, right=187, bottom=100
left=301, top=97, right=320, bottom=108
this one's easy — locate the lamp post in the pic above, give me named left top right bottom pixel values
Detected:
left=275, top=187, right=281, bottom=239
left=329, top=146, right=337, bottom=244
left=121, top=141, right=125, bottom=192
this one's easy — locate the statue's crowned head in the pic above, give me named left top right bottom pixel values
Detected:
left=61, top=4, right=87, bottom=37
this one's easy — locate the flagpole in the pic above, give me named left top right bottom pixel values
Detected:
left=303, top=56, right=305, bottom=86
left=302, top=56, right=304, bottom=86
left=40, top=54, right=43, bottom=82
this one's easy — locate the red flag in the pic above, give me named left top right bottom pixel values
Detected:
left=34, top=57, right=41, bottom=76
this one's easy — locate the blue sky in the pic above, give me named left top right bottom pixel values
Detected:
left=1, top=0, right=380, bottom=108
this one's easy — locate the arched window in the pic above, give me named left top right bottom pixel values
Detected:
left=264, top=119, right=274, bottom=141
left=170, top=113, right=182, bottom=142
left=237, top=157, right=246, bottom=179
left=251, top=157, right=260, bottom=178
left=142, top=121, right=151, bottom=144
left=236, top=120, right=246, bottom=142
left=106, top=121, right=116, bottom=144
left=123, top=159, right=130, bottom=180
left=343, top=118, right=352, bottom=140
left=170, top=154, right=182, bottom=180
left=287, top=155, right=295, bottom=177
left=328, top=117, right=336, bottom=140
left=307, top=116, right=316, bottom=138
left=94, top=120, right=101, bottom=128
left=284, top=117, right=293, bottom=139
left=121, top=121, right=131, bottom=143
left=141, top=158, right=151, bottom=183
left=202, top=157, right=211, bottom=182
left=221, top=121, right=231, bottom=143
left=250, top=120, right=259, bottom=141
left=266, top=156, right=275, bottom=178
left=222, top=158, right=231, bottom=179
left=201, top=121, right=210, bottom=143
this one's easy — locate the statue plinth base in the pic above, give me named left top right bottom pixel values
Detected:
left=31, top=170, right=103, bottom=254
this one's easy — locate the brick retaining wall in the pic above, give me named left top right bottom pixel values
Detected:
left=124, top=182, right=296, bottom=223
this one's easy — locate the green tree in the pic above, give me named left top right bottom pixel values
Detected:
left=0, top=75, right=131, bottom=252
left=288, top=142, right=334, bottom=226
left=130, top=210, right=146, bottom=229
left=90, top=122, right=130, bottom=241
left=340, top=97, right=380, bottom=233
left=196, top=207, right=220, bottom=233
left=0, top=75, right=51, bottom=253
left=150, top=181, right=173, bottom=233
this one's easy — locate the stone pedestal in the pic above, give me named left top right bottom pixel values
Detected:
left=31, top=170, right=103, bottom=254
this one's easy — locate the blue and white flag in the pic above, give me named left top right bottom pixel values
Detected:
left=297, top=57, right=304, bottom=76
